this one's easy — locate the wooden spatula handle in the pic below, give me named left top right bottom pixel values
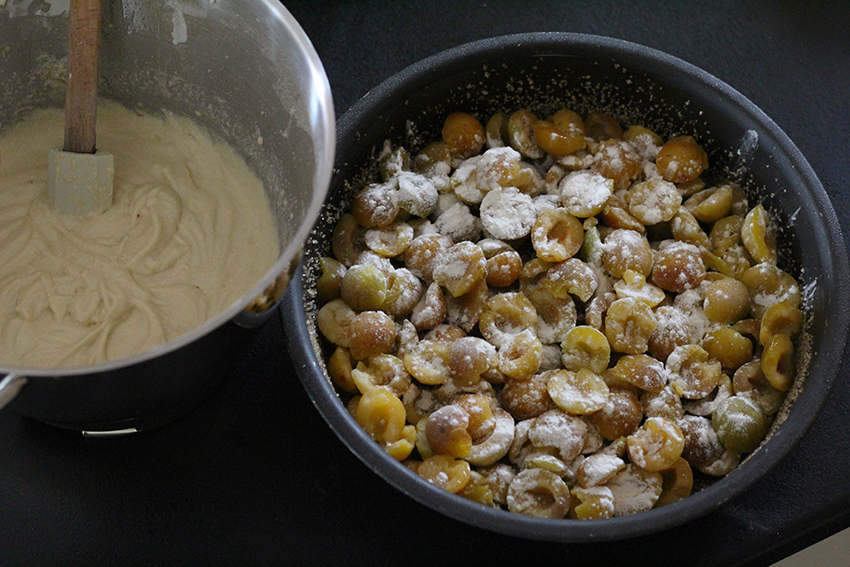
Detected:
left=64, top=0, right=102, bottom=155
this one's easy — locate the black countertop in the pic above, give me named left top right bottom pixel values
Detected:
left=2, top=1, right=850, bottom=566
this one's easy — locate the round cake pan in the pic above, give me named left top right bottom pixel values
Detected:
left=283, top=33, right=849, bottom=541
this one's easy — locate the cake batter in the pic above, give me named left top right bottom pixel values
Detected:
left=0, top=102, right=279, bottom=368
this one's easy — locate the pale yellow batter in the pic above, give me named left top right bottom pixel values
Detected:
left=0, top=102, right=280, bottom=368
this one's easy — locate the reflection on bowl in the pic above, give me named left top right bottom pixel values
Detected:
left=283, top=33, right=849, bottom=541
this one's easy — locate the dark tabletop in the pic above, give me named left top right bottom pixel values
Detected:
left=2, top=1, right=850, bottom=566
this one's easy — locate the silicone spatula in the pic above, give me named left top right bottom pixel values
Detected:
left=47, top=0, right=113, bottom=217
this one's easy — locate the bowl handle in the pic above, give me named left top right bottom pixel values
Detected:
left=0, top=373, right=27, bottom=412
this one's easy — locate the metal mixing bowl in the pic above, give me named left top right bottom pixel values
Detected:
left=283, top=33, right=849, bottom=541
left=0, top=0, right=334, bottom=433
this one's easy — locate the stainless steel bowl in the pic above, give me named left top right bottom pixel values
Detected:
left=283, top=33, right=849, bottom=541
left=0, top=0, right=334, bottom=433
